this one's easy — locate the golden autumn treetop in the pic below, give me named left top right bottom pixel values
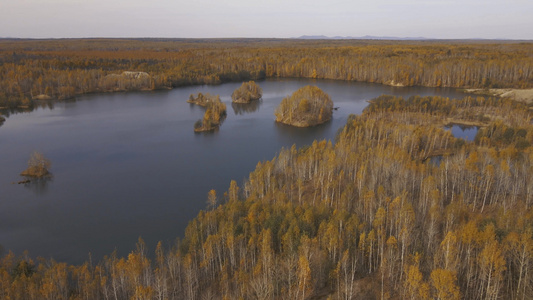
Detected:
left=274, top=85, right=333, bottom=127
left=231, top=81, right=262, bottom=103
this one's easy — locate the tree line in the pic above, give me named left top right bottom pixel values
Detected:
left=1, top=94, right=532, bottom=299
left=1, top=39, right=532, bottom=111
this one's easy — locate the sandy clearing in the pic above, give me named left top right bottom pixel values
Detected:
left=464, top=88, right=533, bottom=105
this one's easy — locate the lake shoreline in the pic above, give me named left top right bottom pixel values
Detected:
left=4, top=78, right=532, bottom=126
left=0, top=78, right=472, bottom=264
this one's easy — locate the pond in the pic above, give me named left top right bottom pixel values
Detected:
left=446, top=124, right=479, bottom=141
left=0, top=78, right=468, bottom=263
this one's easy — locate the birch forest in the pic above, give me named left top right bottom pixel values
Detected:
left=1, top=39, right=533, bottom=299
left=1, top=39, right=532, bottom=110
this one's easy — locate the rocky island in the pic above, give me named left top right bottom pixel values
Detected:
left=231, top=81, right=263, bottom=103
left=274, top=85, right=333, bottom=127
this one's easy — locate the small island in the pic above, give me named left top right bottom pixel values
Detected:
left=192, top=95, right=227, bottom=132
left=187, top=93, right=220, bottom=107
left=274, top=85, right=333, bottom=127
left=231, top=81, right=263, bottom=103
left=20, top=151, right=51, bottom=178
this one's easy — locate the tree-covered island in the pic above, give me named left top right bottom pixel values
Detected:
left=187, top=93, right=219, bottom=107
left=275, top=85, right=333, bottom=127
left=20, top=151, right=51, bottom=178
left=231, top=81, right=263, bottom=103
left=188, top=94, right=227, bottom=132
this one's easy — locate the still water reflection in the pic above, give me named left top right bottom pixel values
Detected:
left=22, top=176, right=53, bottom=195
left=0, top=78, right=468, bottom=263
left=446, top=124, right=479, bottom=141
left=232, top=100, right=262, bottom=115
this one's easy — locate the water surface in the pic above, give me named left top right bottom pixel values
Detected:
left=446, top=124, right=479, bottom=141
left=0, top=78, right=468, bottom=263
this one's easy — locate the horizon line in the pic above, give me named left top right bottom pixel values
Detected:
left=1, top=36, right=532, bottom=41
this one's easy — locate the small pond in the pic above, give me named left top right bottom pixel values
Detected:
left=446, top=124, right=479, bottom=141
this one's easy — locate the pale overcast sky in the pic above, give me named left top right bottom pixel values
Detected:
left=1, top=0, right=532, bottom=39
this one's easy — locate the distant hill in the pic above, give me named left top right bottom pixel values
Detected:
left=297, top=35, right=332, bottom=40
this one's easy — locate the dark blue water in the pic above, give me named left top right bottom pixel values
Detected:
left=0, top=78, right=468, bottom=263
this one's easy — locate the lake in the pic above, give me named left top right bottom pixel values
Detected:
left=0, top=78, right=468, bottom=264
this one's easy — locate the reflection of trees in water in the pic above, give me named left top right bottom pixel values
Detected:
left=23, top=175, right=53, bottom=196
left=231, top=100, right=262, bottom=115
left=445, top=124, right=477, bottom=131
left=39, top=100, right=56, bottom=110
left=0, top=100, right=56, bottom=119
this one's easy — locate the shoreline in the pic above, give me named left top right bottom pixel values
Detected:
left=463, top=88, right=533, bottom=105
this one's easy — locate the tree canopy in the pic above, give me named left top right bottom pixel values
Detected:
left=191, top=94, right=227, bottom=132
left=275, top=85, right=333, bottom=127
left=1, top=38, right=532, bottom=115
left=187, top=92, right=219, bottom=107
left=231, top=81, right=263, bottom=103
left=2, top=94, right=533, bottom=299
left=20, top=151, right=51, bottom=177
left=2, top=38, right=533, bottom=299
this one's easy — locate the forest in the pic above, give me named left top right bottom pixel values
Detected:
left=1, top=38, right=533, bottom=299
left=0, top=38, right=532, bottom=113
left=1, top=93, right=533, bottom=299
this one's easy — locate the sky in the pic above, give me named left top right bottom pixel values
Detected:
left=1, top=0, right=532, bottom=39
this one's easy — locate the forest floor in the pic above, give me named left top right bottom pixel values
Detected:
left=464, top=88, right=533, bottom=105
